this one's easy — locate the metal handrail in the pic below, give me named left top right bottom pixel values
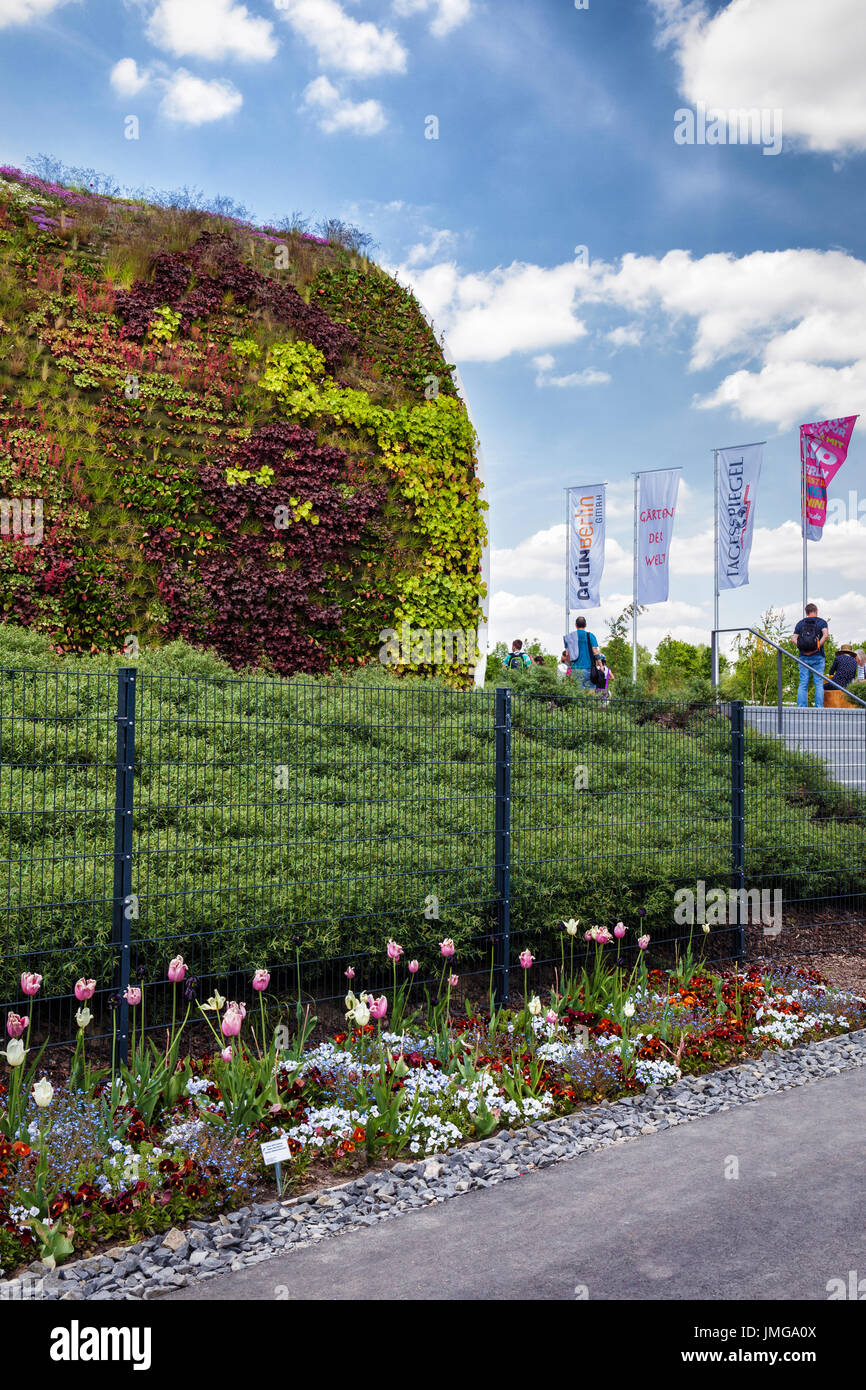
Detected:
left=711, top=626, right=866, bottom=734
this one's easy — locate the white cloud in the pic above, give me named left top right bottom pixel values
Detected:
left=147, top=0, right=277, bottom=61
left=607, top=324, right=643, bottom=348
left=0, top=0, right=72, bottom=26
left=110, top=57, right=151, bottom=96
left=397, top=259, right=592, bottom=362
left=650, top=0, right=866, bottom=155
left=276, top=0, right=407, bottom=77
left=159, top=68, right=243, bottom=123
left=493, top=525, right=632, bottom=586
left=392, top=0, right=471, bottom=38
left=543, top=367, right=611, bottom=389
left=302, top=76, right=387, bottom=135
left=405, top=227, right=458, bottom=265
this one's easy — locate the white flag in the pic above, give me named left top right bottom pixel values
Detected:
left=567, top=484, right=605, bottom=609
left=637, top=469, right=680, bottom=605
left=717, top=444, right=762, bottom=590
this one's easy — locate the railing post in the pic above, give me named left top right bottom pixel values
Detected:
left=730, top=700, right=746, bottom=961
left=111, top=667, right=136, bottom=1065
left=494, top=686, right=511, bottom=1005
left=777, top=649, right=784, bottom=734
left=711, top=629, right=718, bottom=690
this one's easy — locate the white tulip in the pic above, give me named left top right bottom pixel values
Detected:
left=623, top=999, right=635, bottom=1019
left=32, top=1077, right=53, bottom=1108
left=352, top=1002, right=370, bottom=1028
left=564, top=919, right=579, bottom=937
left=528, top=995, right=542, bottom=1017
left=75, top=1005, right=92, bottom=1030
left=4, top=1039, right=26, bottom=1067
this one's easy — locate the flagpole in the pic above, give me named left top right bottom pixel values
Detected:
left=801, top=440, right=808, bottom=611
left=713, top=448, right=719, bottom=687
left=564, top=487, right=570, bottom=641
left=632, top=471, right=639, bottom=682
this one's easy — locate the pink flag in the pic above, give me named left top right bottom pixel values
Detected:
left=800, top=415, right=858, bottom=540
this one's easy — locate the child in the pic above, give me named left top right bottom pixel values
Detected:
left=595, top=653, right=613, bottom=707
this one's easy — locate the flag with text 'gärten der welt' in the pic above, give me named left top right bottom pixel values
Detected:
left=800, top=416, right=858, bottom=541
left=637, top=469, right=680, bottom=604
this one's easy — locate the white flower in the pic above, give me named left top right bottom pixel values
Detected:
left=528, top=996, right=542, bottom=1017
left=623, top=999, right=635, bottom=1019
left=75, top=1005, right=92, bottom=1029
left=32, top=1077, right=53, bottom=1108
left=564, top=919, right=579, bottom=936
left=202, top=992, right=225, bottom=1012
left=3, top=1039, right=26, bottom=1067
left=352, top=1002, right=371, bottom=1028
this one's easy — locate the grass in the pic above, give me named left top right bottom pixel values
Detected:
left=1, top=625, right=864, bottom=1004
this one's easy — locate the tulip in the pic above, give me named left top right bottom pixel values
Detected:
left=20, top=972, right=42, bottom=997
left=252, top=969, right=270, bottom=991
left=3, top=1039, right=26, bottom=1067
left=220, top=1047, right=233, bottom=1062
left=202, top=992, right=226, bottom=1012
left=123, top=987, right=142, bottom=1007
left=528, top=995, right=542, bottom=1016
left=75, top=1005, right=92, bottom=1030
left=74, top=978, right=96, bottom=1002
left=637, top=935, right=650, bottom=950
left=613, top=922, right=626, bottom=939
left=386, top=940, right=403, bottom=961
left=623, top=999, right=635, bottom=1018
left=352, top=1001, right=370, bottom=1028
left=32, top=1077, right=53, bottom=1108
left=564, top=919, right=579, bottom=936
left=221, top=1008, right=243, bottom=1038
left=584, top=930, right=593, bottom=941
left=439, top=938, right=456, bottom=959
left=449, top=974, right=459, bottom=988
left=519, top=950, right=534, bottom=969
left=6, top=1013, right=28, bottom=1039
left=168, top=955, right=187, bottom=983
left=545, top=1009, right=557, bottom=1024
left=368, top=996, right=388, bottom=1020
left=226, top=1001, right=246, bottom=1019
left=344, top=990, right=358, bottom=1015
left=344, top=967, right=355, bottom=980
left=702, top=924, right=710, bottom=935
left=407, top=959, right=420, bottom=974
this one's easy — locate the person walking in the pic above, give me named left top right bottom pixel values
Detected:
left=793, top=603, right=829, bottom=708
left=563, top=616, right=601, bottom=689
left=826, top=643, right=857, bottom=689
left=503, top=639, right=531, bottom=671
left=856, top=649, right=866, bottom=684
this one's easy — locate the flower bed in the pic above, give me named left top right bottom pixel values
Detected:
left=2, top=926, right=864, bottom=1278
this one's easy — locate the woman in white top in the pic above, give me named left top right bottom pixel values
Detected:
left=856, top=649, right=866, bottom=684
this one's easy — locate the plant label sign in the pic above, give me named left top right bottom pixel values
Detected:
left=260, top=1136, right=291, bottom=1165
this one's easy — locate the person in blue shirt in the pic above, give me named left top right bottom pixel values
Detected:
left=563, top=616, right=601, bottom=688
left=793, top=603, right=829, bottom=707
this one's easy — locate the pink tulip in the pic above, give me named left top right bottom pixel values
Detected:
left=613, top=922, right=626, bottom=939
left=637, top=934, right=650, bottom=950
left=74, top=978, right=96, bottom=1002
left=546, top=1010, right=557, bottom=1024
left=220, top=1047, right=233, bottom=1062
left=252, top=969, right=270, bottom=992
left=345, top=966, right=355, bottom=980
left=449, top=974, right=459, bottom=988
left=368, top=996, right=388, bottom=1020
left=584, top=929, right=593, bottom=941
left=7, top=1013, right=28, bottom=1039
left=386, top=940, right=403, bottom=961
left=439, top=938, right=455, bottom=959
left=519, top=950, right=534, bottom=969
left=407, top=959, right=420, bottom=974
left=168, top=955, right=187, bottom=983
left=123, top=987, right=142, bottom=1007
left=221, top=1008, right=243, bottom=1038
left=20, top=973, right=42, bottom=997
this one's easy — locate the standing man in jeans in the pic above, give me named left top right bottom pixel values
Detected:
left=794, top=603, right=829, bottom=707
left=563, top=616, right=601, bottom=688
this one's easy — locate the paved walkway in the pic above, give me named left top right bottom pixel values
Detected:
left=167, top=1066, right=866, bottom=1301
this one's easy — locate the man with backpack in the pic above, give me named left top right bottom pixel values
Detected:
left=793, top=603, right=829, bottom=707
left=503, top=639, right=532, bottom=671
left=563, top=616, right=602, bottom=689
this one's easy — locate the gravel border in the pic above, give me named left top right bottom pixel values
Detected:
left=5, top=1027, right=865, bottom=1301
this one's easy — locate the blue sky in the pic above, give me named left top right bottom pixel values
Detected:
left=2, top=0, right=866, bottom=655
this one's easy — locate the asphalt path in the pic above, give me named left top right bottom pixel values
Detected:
left=168, top=1067, right=866, bottom=1302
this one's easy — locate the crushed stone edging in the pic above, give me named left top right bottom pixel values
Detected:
left=5, top=1026, right=865, bottom=1301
